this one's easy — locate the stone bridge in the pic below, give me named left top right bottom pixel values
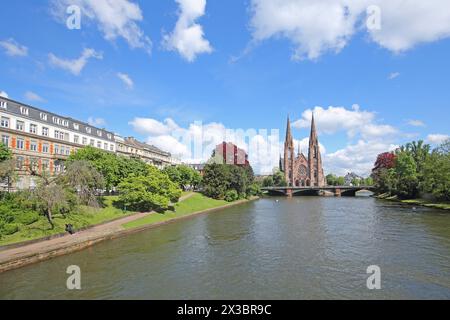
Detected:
left=261, top=186, right=375, bottom=197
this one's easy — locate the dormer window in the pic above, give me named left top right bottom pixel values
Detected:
left=107, top=133, right=112, bottom=140
left=40, top=113, right=48, bottom=121
left=0, top=101, right=7, bottom=109
left=20, top=107, right=29, bottom=115
left=73, top=123, right=79, bottom=130
left=86, top=127, right=92, bottom=134
left=97, top=130, right=102, bottom=137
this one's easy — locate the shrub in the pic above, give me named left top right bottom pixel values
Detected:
left=225, top=190, right=239, bottom=202
left=16, top=211, right=40, bottom=225
left=2, top=223, right=19, bottom=235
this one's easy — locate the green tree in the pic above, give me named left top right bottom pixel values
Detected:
left=30, top=172, right=76, bottom=229
left=68, top=146, right=120, bottom=192
left=202, top=164, right=231, bottom=199
left=262, top=176, right=274, bottom=187
left=0, top=143, right=12, bottom=162
left=60, top=160, right=105, bottom=206
left=394, top=151, right=418, bottom=199
left=421, top=143, right=450, bottom=201
left=273, top=171, right=287, bottom=187
left=326, top=174, right=338, bottom=186
left=118, top=166, right=182, bottom=212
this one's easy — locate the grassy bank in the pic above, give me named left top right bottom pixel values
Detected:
left=376, top=193, right=450, bottom=210
left=123, top=193, right=237, bottom=230
left=0, top=196, right=133, bottom=246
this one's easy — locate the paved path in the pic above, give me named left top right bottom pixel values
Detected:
left=0, top=192, right=196, bottom=272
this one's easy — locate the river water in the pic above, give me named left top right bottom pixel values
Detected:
left=0, top=197, right=449, bottom=299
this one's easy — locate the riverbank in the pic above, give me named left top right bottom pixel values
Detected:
left=375, top=193, right=450, bottom=210
left=0, top=193, right=258, bottom=273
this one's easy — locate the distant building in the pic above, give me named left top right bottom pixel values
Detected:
left=211, top=142, right=250, bottom=166
left=0, top=96, right=115, bottom=189
left=281, top=114, right=326, bottom=187
left=115, top=136, right=174, bottom=169
left=0, top=96, right=177, bottom=190
left=187, top=163, right=206, bottom=176
left=344, top=172, right=364, bottom=186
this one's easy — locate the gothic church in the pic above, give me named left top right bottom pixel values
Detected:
left=281, top=114, right=326, bottom=187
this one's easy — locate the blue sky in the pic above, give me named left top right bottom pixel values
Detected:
left=0, top=0, right=449, bottom=175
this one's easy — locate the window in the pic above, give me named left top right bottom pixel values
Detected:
left=86, top=127, right=92, bottom=134
left=74, top=135, right=79, bottom=144
left=17, top=138, right=24, bottom=150
left=42, top=127, right=49, bottom=136
left=54, top=144, right=59, bottom=155
left=63, top=120, right=69, bottom=127
left=82, top=137, right=87, bottom=145
left=107, top=133, right=112, bottom=140
left=60, top=146, right=65, bottom=155
left=30, top=158, right=39, bottom=171
left=0, top=116, right=9, bottom=128
left=16, top=156, right=24, bottom=170
left=30, top=141, right=37, bottom=152
left=90, top=139, right=94, bottom=146
left=110, top=144, right=114, bottom=151
left=73, top=123, right=79, bottom=130
left=16, top=121, right=24, bottom=131
left=97, top=141, right=101, bottom=149
left=20, top=107, right=29, bottom=115
left=97, top=130, right=102, bottom=137
left=1, top=135, right=9, bottom=147
left=30, top=124, right=37, bottom=134
left=0, top=101, right=7, bottom=109
left=54, top=130, right=65, bottom=140
left=42, top=143, right=49, bottom=153
left=42, top=160, right=49, bottom=172
left=66, top=148, right=70, bottom=155
left=40, top=113, right=48, bottom=121
left=104, top=143, right=108, bottom=150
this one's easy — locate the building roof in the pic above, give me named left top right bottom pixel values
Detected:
left=123, top=137, right=171, bottom=157
left=0, top=96, right=115, bottom=141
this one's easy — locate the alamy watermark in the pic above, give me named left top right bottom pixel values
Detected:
left=366, top=265, right=381, bottom=290
left=66, top=5, right=81, bottom=30
left=66, top=265, right=81, bottom=290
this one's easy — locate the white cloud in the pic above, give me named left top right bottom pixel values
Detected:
left=88, top=117, right=107, bottom=127
left=408, top=119, right=426, bottom=127
left=388, top=72, right=400, bottom=80
left=24, top=91, right=46, bottom=102
left=0, top=38, right=28, bottom=57
left=324, top=140, right=399, bottom=177
left=426, top=134, right=449, bottom=145
left=249, top=0, right=450, bottom=60
left=163, top=0, right=213, bottom=62
left=48, top=48, right=103, bottom=75
left=129, top=117, right=280, bottom=174
left=51, top=0, right=152, bottom=54
left=117, top=72, right=134, bottom=89
left=0, top=91, right=8, bottom=98
left=292, top=104, right=398, bottom=140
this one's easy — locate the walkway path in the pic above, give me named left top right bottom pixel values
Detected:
left=0, top=192, right=196, bottom=273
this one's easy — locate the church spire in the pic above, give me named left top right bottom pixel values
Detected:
left=310, top=112, right=317, bottom=142
left=285, top=115, right=293, bottom=143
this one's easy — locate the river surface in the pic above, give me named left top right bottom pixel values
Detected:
left=1, top=197, right=450, bottom=300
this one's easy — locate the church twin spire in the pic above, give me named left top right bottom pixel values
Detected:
left=283, top=112, right=325, bottom=187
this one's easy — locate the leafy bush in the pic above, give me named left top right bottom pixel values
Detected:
left=2, top=223, right=19, bottom=235
left=16, top=211, right=40, bottom=225
left=225, top=190, right=239, bottom=202
left=118, top=166, right=182, bottom=212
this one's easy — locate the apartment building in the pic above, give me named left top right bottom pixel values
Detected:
left=115, top=136, right=174, bottom=169
left=0, top=97, right=116, bottom=189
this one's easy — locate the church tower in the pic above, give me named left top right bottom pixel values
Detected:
left=308, top=114, right=325, bottom=187
left=284, top=116, right=295, bottom=186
